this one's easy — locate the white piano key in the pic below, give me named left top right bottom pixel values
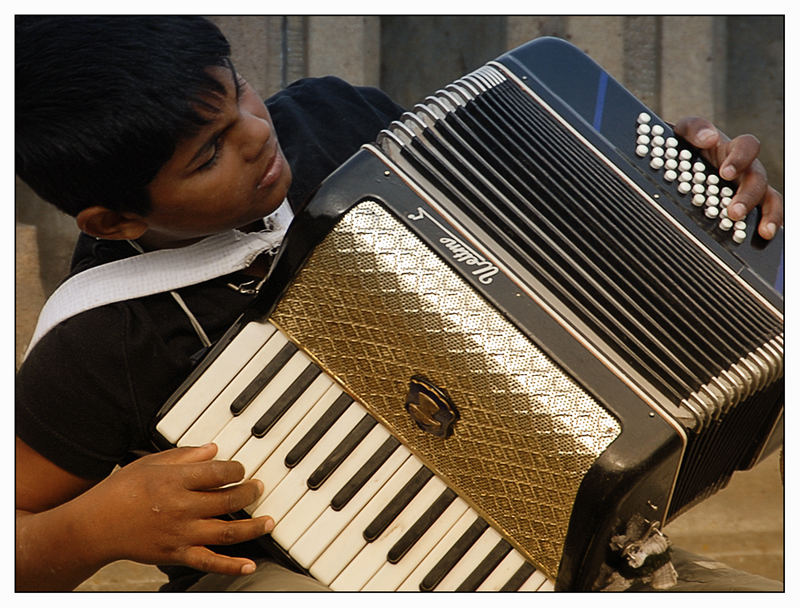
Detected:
left=211, top=350, right=314, bottom=460
left=232, top=375, right=333, bottom=479
left=330, top=475, right=449, bottom=590
left=289, top=444, right=412, bottom=569
left=475, top=549, right=527, bottom=591
left=177, top=330, right=289, bottom=448
left=308, top=456, right=424, bottom=586
left=250, top=403, right=365, bottom=522
left=271, top=422, right=391, bottom=549
left=434, top=526, right=504, bottom=591
left=362, top=496, right=470, bottom=591
left=518, top=569, right=551, bottom=591
left=396, top=509, right=480, bottom=591
left=156, top=320, right=275, bottom=443
left=242, top=384, right=347, bottom=503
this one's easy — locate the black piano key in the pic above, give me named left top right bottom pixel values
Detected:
left=387, top=488, right=457, bottom=564
left=363, top=466, right=434, bottom=543
left=250, top=363, right=322, bottom=438
left=306, top=414, right=378, bottom=490
left=455, top=539, right=513, bottom=591
left=284, top=393, right=352, bottom=468
left=229, top=341, right=298, bottom=415
left=419, top=518, right=489, bottom=591
left=499, top=561, right=537, bottom=591
left=331, top=436, right=401, bottom=512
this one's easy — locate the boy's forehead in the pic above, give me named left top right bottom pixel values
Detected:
left=161, top=66, right=240, bottom=172
left=194, top=64, right=239, bottom=112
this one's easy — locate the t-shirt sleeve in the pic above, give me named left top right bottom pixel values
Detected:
left=267, top=76, right=405, bottom=209
left=16, top=302, right=187, bottom=479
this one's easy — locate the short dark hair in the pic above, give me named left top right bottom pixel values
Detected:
left=16, top=15, right=233, bottom=217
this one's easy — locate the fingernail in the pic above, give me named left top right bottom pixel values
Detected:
left=729, top=203, right=747, bottom=219
left=720, top=165, right=736, bottom=180
left=254, top=479, right=264, bottom=494
left=264, top=517, right=275, bottom=533
left=762, top=222, right=777, bottom=239
left=697, top=128, right=716, bottom=145
left=241, top=562, right=256, bottom=575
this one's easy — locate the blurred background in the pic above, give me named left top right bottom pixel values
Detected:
left=15, top=15, right=784, bottom=590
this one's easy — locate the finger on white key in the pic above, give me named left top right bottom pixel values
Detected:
left=251, top=403, right=365, bottom=522
left=330, top=475, right=448, bottom=591
left=232, top=374, right=333, bottom=479
left=289, top=444, right=411, bottom=569
left=396, top=510, right=480, bottom=591
left=362, top=496, right=470, bottom=591
left=434, top=527, right=504, bottom=591
left=271, top=423, right=390, bottom=549
left=475, top=549, right=526, bottom=591
left=212, top=351, right=314, bottom=460
left=308, top=457, right=423, bottom=586
left=245, top=387, right=349, bottom=506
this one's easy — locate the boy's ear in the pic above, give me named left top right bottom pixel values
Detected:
left=76, top=206, right=149, bottom=240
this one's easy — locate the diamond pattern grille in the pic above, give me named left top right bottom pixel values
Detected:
left=270, top=201, right=620, bottom=578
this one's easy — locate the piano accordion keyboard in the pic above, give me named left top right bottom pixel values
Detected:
left=155, top=318, right=553, bottom=592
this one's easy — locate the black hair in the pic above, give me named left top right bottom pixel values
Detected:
left=16, top=15, right=233, bottom=217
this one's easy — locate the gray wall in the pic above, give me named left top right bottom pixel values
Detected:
left=16, top=15, right=784, bottom=300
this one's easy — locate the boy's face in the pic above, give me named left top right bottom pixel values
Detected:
left=141, top=66, right=292, bottom=247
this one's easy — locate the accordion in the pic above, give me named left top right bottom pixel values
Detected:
left=154, top=37, right=784, bottom=591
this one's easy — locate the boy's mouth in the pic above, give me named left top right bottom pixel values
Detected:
left=257, top=146, right=284, bottom=191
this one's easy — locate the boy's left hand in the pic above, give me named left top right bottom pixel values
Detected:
left=673, top=116, right=783, bottom=240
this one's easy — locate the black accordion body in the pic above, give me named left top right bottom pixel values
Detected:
left=154, top=38, right=784, bottom=591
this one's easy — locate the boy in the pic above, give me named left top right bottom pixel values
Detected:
left=15, top=16, right=783, bottom=591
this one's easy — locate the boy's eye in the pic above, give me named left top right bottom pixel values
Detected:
left=198, top=135, right=225, bottom=171
left=235, top=74, right=248, bottom=99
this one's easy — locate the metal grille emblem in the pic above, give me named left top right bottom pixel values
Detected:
left=405, top=375, right=459, bottom=438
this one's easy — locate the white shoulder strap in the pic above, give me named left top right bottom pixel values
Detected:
left=25, top=200, right=293, bottom=357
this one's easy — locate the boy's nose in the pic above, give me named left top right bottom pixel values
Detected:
left=241, top=117, right=271, bottom=162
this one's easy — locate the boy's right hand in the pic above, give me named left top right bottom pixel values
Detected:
left=82, top=443, right=272, bottom=576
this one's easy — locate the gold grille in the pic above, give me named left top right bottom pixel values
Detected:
left=270, top=200, right=620, bottom=578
